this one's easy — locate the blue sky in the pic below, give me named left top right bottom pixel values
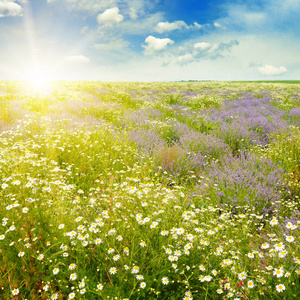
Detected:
left=0, top=0, right=299, bottom=81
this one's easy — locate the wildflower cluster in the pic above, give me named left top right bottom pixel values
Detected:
left=0, top=81, right=299, bottom=299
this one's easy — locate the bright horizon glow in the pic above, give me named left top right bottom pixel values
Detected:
left=26, top=66, right=53, bottom=94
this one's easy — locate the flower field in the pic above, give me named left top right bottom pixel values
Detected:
left=0, top=80, right=299, bottom=299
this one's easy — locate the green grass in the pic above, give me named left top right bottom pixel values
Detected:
left=0, top=81, right=299, bottom=300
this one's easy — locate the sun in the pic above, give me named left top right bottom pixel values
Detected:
left=22, top=63, right=55, bottom=94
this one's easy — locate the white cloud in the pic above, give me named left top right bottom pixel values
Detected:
left=154, top=21, right=188, bottom=33
left=258, top=64, right=287, bottom=76
left=194, top=42, right=211, bottom=50
left=193, top=22, right=202, bottom=29
left=0, top=0, right=24, bottom=17
left=214, top=22, right=223, bottom=28
left=97, top=7, right=123, bottom=24
left=143, top=35, right=174, bottom=54
left=129, top=7, right=138, bottom=20
left=67, top=55, right=90, bottom=63
left=176, top=53, right=194, bottom=65
left=117, top=12, right=163, bottom=35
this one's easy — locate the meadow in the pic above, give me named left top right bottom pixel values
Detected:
left=0, top=80, right=299, bottom=299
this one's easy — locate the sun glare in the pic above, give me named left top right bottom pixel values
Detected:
left=27, top=68, right=53, bottom=94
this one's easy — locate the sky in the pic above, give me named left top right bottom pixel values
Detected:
left=0, top=0, right=299, bottom=81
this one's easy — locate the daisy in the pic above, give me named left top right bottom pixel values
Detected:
left=199, top=265, right=206, bottom=271
left=261, top=242, right=269, bottom=249
left=162, top=277, right=169, bottom=285
left=238, top=272, right=247, bottom=280
left=51, top=293, right=58, bottom=299
left=68, top=292, right=76, bottom=299
left=95, top=238, right=102, bottom=245
left=136, top=274, right=144, bottom=280
left=177, top=228, right=185, bottom=235
left=37, top=254, right=44, bottom=261
left=43, top=284, right=49, bottom=291
left=12, top=288, right=19, bottom=296
left=161, top=230, right=169, bottom=236
left=57, top=224, right=65, bottom=230
left=53, top=268, right=59, bottom=275
left=140, top=282, right=146, bottom=289
left=140, top=241, right=147, bottom=247
left=278, top=250, right=288, bottom=258
left=97, top=283, right=103, bottom=290
left=247, top=280, right=254, bottom=288
left=69, top=263, right=76, bottom=270
left=80, top=288, right=86, bottom=294
left=150, top=222, right=158, bottom=228
left=224, top=283, right=230, bottom=290
left=274, top=242, right=285, bottom=251
left=270, top=218, right=278, bottom=226
left=273, top=268, right=284, bottom=278
left=113, top=254, right=120, bottom=261
left=276, top=284, right=285, bottom=293
left=285, top=236, right=294, bottom=242
left=70, top=273, right=77, bottom=280
left=109, top=267, right=117, bottom=274
left=286, top=222, right=293, bottom=229
left=116, top=235, right=123, bottom=241
left=131, top=266, right=139, bottom=274
left=165, top=248, right=172, bottom=254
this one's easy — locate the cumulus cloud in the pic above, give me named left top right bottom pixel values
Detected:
left=194, top=42, right=211, bottom=50
left=0, top=0, right=25, bottom=17
left=258, top=65, right=287, bottom=76
left=154, top=20, right=188, bottom=33
left=97, top=7, right=124, bottom=24
left=143, top=35, right=174, bottom=54
left=67, top=55, right=90, bottom=63
left=176, top=53, right=194, bottom=65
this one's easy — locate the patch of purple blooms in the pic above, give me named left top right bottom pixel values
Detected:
left=201, top=93, right=290, bottom=148
left=197, top=152, right=286, bottom=216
